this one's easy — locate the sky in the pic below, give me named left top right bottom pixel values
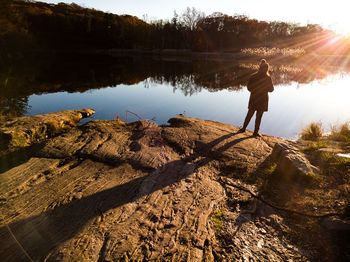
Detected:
left=40, top=0, right=350, bottom=34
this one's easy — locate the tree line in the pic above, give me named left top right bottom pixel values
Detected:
left=1, top=0, right=350, bottom=57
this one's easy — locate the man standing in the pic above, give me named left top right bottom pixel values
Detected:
left=239, top=59, right=274, bottom=137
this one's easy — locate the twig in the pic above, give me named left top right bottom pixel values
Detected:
left=6, top=224, right=34, bottom=262
left=219, top=178, right=342, bottom=218
left=124, top=110, right=156, bottom=122
left=125, top=110, right=143, bottom=121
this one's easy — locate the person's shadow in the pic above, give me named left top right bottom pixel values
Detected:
left=0, top=131, right=253, bottom=261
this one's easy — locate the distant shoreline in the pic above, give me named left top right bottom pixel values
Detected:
left=27, top=48, right=350, bottom=63
left=4, top=48, right=350, bottom=64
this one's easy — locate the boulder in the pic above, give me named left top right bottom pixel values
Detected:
left=271, top=142, right=319, bottom=179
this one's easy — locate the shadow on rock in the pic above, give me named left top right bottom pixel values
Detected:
left=1, top=131, right=255, bottom=261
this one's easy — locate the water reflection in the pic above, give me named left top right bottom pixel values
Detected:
left=0, top=96, right=29, bottom=118
left=1, top=54, right=349, bottom=138
left=2, top=54, right=348, bottom=98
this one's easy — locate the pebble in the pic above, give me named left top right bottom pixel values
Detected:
left=260, top=228, right=267, bottom=234
left=257, top=239, right=264, bottom=249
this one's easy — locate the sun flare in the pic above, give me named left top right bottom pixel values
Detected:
left=325, top=8, right=350, bottom=37
left=331, top=24, right=350, bottom=37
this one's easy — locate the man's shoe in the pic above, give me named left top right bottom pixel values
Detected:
left=253, top=132, right=261, bottom=137
left=238, top=128, right=246, bottom=133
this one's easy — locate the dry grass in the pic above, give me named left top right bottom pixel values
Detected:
left=300, top=122, right=323, bottom=141
left=329, top=122, right=350, bottom=142
left=241, top=47, right=306, bottom=57
left=10, top=133, right=28, bottom=148
left=239, top=63, right=303, bottom=74
left=46, top=120, right=62, bottom=136
left=299, top=141, right=330, bottom=152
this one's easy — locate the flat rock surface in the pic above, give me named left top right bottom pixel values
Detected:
left=0, top=108, right=95, bottom=150
left=0, top=116, right=321, bottom=261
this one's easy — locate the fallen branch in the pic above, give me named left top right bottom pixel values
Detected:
left=219, top=178, right=342, bottom=218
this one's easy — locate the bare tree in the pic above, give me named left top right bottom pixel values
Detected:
left=180, top=7, right=205, bottom=31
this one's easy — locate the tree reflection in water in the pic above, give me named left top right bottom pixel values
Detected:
left=0, top=53, right=349, bottom=117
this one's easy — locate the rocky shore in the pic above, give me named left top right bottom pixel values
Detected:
left=0, top=109, right=349, bottom=261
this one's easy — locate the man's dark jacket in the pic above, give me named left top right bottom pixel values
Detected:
left=247, top=72, right=274, bottom=112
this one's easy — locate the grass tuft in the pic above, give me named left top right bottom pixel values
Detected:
left=300, top=141, right=330, bottom=152
left=300, top=122, right=323, bottom=141
left=320, top=152, right=334, bottom=163
left=264, top=163, right=277, bottom=176
left=46, top=120, right=62, bottom=136
left=212, top=209, right=223, bottom=231
left=335, top=156, right=350, bottom=166
left=11, top=133, right=28, bottom=148
left=31, top=127, right=46, bottom=141
left=329, top=122, right=350, bottom=142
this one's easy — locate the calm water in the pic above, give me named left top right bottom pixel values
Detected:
left=1, top=55, right=350, bottom=139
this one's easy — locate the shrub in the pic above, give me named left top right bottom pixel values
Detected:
left=300, top=122, right=323, bottom=141
left=330, top=122, right=350, bottom=142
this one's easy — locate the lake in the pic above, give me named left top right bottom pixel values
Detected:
left=1, top=54, right=350, bottom=139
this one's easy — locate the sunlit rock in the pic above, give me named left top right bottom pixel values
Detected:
left=271, top=142, right=319, bottom=179
left=0, top=108, right=95, bottom=151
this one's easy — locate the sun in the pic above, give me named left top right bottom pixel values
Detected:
left=327, top=18, right=350, bottom=37
left=331, top=25, right=350, bottom=37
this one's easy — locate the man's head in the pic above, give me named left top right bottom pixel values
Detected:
left=259, top=59, right=269, bottom=74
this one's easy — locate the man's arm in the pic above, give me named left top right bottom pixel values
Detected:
left=268, top=77, right=274, bottom=92
left=247, top=77, right=253, bottom=92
